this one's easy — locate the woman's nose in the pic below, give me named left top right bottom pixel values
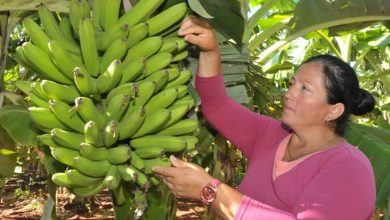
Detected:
left=285, top=86, right=296, bottom=101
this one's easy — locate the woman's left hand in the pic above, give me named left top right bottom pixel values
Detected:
left=152, top=155, right=214, bottom=200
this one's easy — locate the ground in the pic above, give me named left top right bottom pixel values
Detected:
left=0, top=168, right=205, bottom=220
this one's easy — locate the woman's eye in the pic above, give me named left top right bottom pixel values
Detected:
left=301, top=85, right=309, bottom=91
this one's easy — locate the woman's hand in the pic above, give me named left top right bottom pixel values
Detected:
left=178, top=15, right=220, bottom=77
left=178, top=15, right=219, bottom=54
left=152, top=155, right=214, bottom=200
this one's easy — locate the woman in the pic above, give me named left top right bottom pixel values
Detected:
left=153, top=16, right=376, bottom=219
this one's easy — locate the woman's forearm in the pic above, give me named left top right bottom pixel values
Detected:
left=211, top=183, right=243, bottom=220
left=197, top=50, right=221, bottom=78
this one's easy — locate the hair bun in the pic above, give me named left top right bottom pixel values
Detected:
left=351, top=89, right=375, bottom=116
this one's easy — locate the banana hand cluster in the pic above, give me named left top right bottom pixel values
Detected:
left=16, top=0, right=198, bottom=206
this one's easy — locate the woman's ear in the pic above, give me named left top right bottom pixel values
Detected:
left=327, top=103, right=345, bottom=121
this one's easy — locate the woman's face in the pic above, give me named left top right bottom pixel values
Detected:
left=281, top=62, right=332, bottom=130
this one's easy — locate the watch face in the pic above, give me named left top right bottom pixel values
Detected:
left=202, top=185, right=217, bottom=202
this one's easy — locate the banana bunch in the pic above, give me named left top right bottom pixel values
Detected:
left=16, top=0, right=199, bottom=205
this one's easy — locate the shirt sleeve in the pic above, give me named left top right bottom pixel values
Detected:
left=195, top=73, right=281, bottom=158
left=234, top=157, right=376, bottom=220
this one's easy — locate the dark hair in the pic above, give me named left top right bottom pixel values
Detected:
left=302, top=54, right=375, bottom=135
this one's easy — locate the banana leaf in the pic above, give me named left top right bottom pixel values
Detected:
left=257, top=0, right=390, bottom=62
left=0, top=0, right=70, bottom=12
left=344, top=123, right=390, bottom=209
left=0, top=105, right=39, bottom=146
left=0, top=125, right=16, bottom=179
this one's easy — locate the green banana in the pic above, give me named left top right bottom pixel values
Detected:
left=134, top=147, right=164, bottom=159
left=103, top=120, right=119, bottom=147
left=31, top=81, right=48, bottom=99
left=172, top=85, right=188, bottom=99
left=159, top=19, right=182, bottom=37
left=52, top=172, right=74, bottom=188
left=134, top=167, right=149, bottom=188
left=146, top=3, right=188, bottom=36
left=15, top=46, right=36, bottom=72
left=117, top=165, right=137, bottom=182
left=179, top=135, right=198, bottom=151
left=164, top=103, right=190, bottom=128
left=84, top=121, right=104, bottom=147
left=101, top=0, right=121, bottom=30
left=58, top=16, right=75, bottom=43
left=144, top=87, right=178, bottom=113
left=159, top=40, right=178, bottom=53
left=51, top=128, right=84, bottom=150
left=92, top=0, right=105, bottom=30
left=129, top=152, right=145, bottom=171
left=105, top=94, right=131, bottom=121
left=51, top=146, right=80, bottom=167
left=28, top=107, right=69, bottom=131
left=120, top=57, right=146, bottom=84
left=22, top=17, right=50, bottom=53
left=73, top=66, right=98, bottom=96
left=40, top=79, right=80, bottom=104
left=123, top=36, right=163, bottom=65
left=37, top=4, right=80, bottom=55
left=71, top=181, right=104, bottom=197
left=118, top=0, right=165, bottom=27
left=112, top=184, right=126, bottom=206
left=164, top=69, right=192, bottom=89
left=143, top=156, right=171, bottom=174
left=97, top=59, right=123, bottom=94
left=74, top=97, right=106, bottom=130
left=79, top=142, right=107, bottom=161
left=79, top=17, right=100, bottom=77
left=143, top=69, right=169, bottom=92
left=130, top=135, right=187, bottom=152
left=172, top=50, right=189, bottom=62
left=143, top=52, right=173, bottom=77
left=170, top=95, right=195, bottom=109
left=66, top=169, right=102, bottom=187
left=37, top=134, right=64, bottom=149
left=100, top=38, right=128, bottom=72
left=48, top=40, right=84, bottom=79
left=157, top=119, right=198, bottom=136
left=29, top=93, right=50, bottom=108
left=124, top=80, right=156, bottom=116
left=73, top=156, right=111, bottom=177
left=105, top=83, right=135, bottom=105
left=48, top=99, right=85, bottom=133
left=127, top=22, right=149, bottom=48
left=131, top=109, right=171, bottom=138
left=107, top=145, right=131, bottom=164
left=118, top=106, right=146, bottom=140
left=22, top=42, right=72, bottom=85
left=149, top=176, right=160, bottom=185
left=14, top=80, right=32, bottom=95
left=172, top=49, right=189, bottom=62
left=69, top=0, right=90, bottom=35
left=163, top=37, right=187, bottom=51
left=95, top=23, right=129, bottom=51
left=103, top=165, right=121, bottom=190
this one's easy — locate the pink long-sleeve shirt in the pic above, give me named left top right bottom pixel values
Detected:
left=195, top=73, right=376, bottom=220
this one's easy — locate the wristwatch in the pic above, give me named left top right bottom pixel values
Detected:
left=200, top=179, right=221, bottom=205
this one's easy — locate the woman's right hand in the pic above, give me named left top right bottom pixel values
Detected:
left=178, top=15, right=219, bottom=54
left=178, top=15, right=220, bottom=77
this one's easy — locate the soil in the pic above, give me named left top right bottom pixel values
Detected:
left=0, top=168, right=205, bottom=220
